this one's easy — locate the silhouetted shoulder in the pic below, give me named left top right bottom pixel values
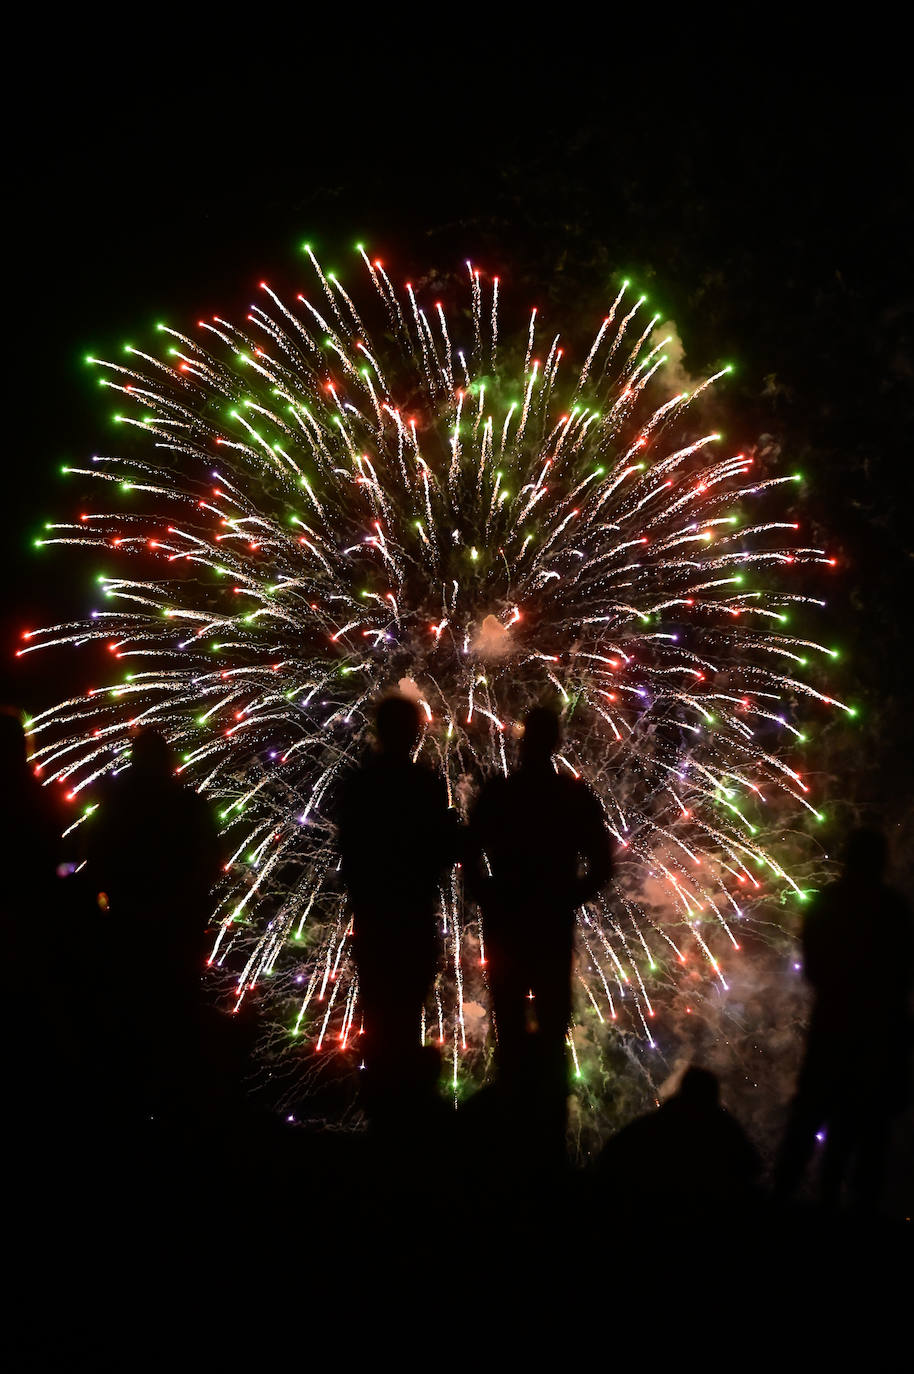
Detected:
left=339, top=756, right=447, bottom=812
left=561, top=772, right=603, bottom=816
left=804, top=880, right=912, bottom=950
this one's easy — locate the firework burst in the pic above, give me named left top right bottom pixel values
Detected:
left=22, top=246, right=848, bottom=1099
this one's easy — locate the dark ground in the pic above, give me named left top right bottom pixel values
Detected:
left=5, top=28, right=913, bottom=1360
left=7, top=1013, right=911, bottom=1365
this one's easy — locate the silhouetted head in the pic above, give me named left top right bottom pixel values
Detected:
left=374, top=694, right=421, bottom=759
left=130, top=728, right=174, bottom=778
left=842, top=826, right=887, bottom=882
left=0, top=708, right=28, bottom=774
left=677, top=1066, right=720, bottom=1110
left=519, top=706, right=561, bottom=767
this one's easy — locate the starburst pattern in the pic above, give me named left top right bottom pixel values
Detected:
left=22, top=247, right=847, bottom=1093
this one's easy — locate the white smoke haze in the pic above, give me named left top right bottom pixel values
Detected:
left=460, top=1000, right=489, bottom=1041
left=667, top=932, right=810, bottom=1161
left=568, top=924, right=810, bottom=1169
left=396, top=676, right=423, bottom=701
left=471, top=613, right=513, bottom=659
left=651, top=320, right=700, bottom=400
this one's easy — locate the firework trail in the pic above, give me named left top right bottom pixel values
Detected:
left=22, top=247, right=848, bottom=1097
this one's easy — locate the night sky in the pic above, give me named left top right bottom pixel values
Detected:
left=8, top=34, right=912, bottom=844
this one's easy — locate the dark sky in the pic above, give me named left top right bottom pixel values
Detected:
left=8, top=32, right=913, bottom=829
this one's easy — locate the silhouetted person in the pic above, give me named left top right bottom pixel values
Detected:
left=465, top=706, right=612, bottom=1156
left=596, top=1067, right=761, bottom=1215
left=0, top=709, right=65, bottom=1106
left=337, top=694, right=457, bottom=1121
left=88, top=728, right=220, bottom=1120
left=774, top=827, right=913, bottom=1209
left=0, top=709, right=61, bottom=918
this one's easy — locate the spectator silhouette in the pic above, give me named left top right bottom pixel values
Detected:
left=774, top=827, right=913, bottom=1210
left=595, top=1066, right=761, bottom=1216
left=465, top=706, right=612, bottom=1158
left=88, top=728, right=220, bottom=1121
left=0, top=709, right=65, bottom=1106
left=337, top=694, right=457, bottom=1123
left=0, top=709, right=61, bottom=919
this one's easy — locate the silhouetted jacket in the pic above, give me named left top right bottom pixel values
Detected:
left=1, top=770, right=61, bottom=896
left=802, top=876, right=913, bottom=1041
left=0, top=769, right=63, bottom=953
left=337, top=754, right=457, bottom=920
left=465, top=763, right=611, bottom=917
left=88, top=769, right=220, bottom=920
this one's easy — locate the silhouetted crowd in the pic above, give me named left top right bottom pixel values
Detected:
left=2, top=695, right=912, bottom=1246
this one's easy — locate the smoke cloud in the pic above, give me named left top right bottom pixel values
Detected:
left=651, top=320, right=699, bottom=400
left=471, top=613, right=513, bottom=659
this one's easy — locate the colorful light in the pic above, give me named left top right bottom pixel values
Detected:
left=24, top=250, right=846, bottom=1099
